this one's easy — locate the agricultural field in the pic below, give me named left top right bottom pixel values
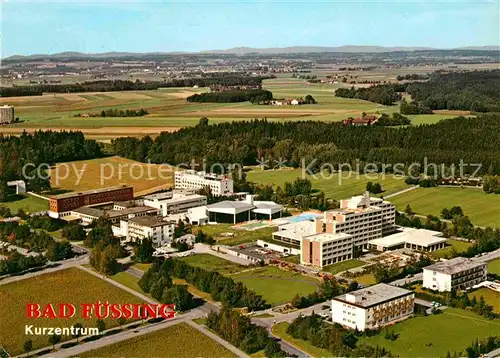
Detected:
left=430, top=239, right=474, bottom=259
left=0, top=267, right=142, bottom=355
left=193, top=224, right=276, bottom=246
left=468, top=288, right=500, bottom=313
left=178, top=253, right=245, bottom=275
left=0, top=194, right=49, bottom=214
left=79, top=322, right=237, bottom=358
left=322, top=259, right=366, bottom=275
left=247, top=169, right=410, bottom=200
left=488, top=258, right=500, bottom=275
left=49, top=156, right=174, bottom=196
left=229, top=266, right=319, bottom=305
left=390, top=187, right=500, bottom=228
left=359, top=308, right=500, bottom=357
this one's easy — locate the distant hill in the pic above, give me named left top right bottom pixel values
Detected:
left=3, top=45, right=499, bottom=60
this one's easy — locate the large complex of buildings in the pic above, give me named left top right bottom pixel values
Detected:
left=49, top=186, right=134, bottom=218
left=174, top=170, right=233, bottom=196
left=272, top=192, right=397, bottom=267
left=143, top=191, right=207, bottom=216
left=0, top=105, right=15, bottom=124
left=423, top=257, right=487, bottom=292
left=331, top=283, right=414, bottom=331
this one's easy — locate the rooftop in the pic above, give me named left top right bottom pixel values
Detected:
left=333, top=283, right=413, bottom=308
left=128, top=216, right=174, bottom=228
left=368, top=228, right=447, bottom=248
left=425, top=257, right=486, bottom=275
left=305, top=232, right=352, bottom=243
left=207, top=200, right=254, bottom=212
left=51, top=185, right=132, bottom=199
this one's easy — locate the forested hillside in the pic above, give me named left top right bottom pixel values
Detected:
left=335, top=70, right=500, bottom=112
left=0, top=131, right=103, bottom=199
left=112, top=114, right=500, bottom=175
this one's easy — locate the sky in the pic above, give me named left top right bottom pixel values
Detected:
left=1, top=0, right=499, bottom=57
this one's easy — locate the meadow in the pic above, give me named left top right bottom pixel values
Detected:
left=488, top=258, right=500, bottom=275
left=358, top=308, right=500, bottom=357
left=390, top=187, right=500, bottom=228
left=193, top=223, right=276, bottom=246
left=0, top=267, right=142, bottom=355
left=49, top=156, right=174, bottom=196
left=0, top=77, right=451, bottom=140
left=178, top=253, right=245, bottom=275
left=246, top=169, right=410, bottom=200
left=0, top=194, right=49, bottom=214
left=229, top=266, right=319, bottom=306
left=468, top=288, right=500, bottom=313
left=322, top=259, right=366, bottom=275
left=430, top=238, right=474, bottom=259
left=79, top=322, right=237, bottom=358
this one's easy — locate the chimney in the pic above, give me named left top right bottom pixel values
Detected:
left=245, top=194, right=254, bottom=205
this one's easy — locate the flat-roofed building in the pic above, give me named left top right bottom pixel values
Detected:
left=368, top=227, right=447, bottom=252
left=123, top=216, right=175, bottom=247
left=301, top=232, right=353, bottom=267
left=204, top=195, right=283, bottom=224
left=174, top=170, right=233, bottom=196
left=272, top=220, right=318, bottom=247
left=49, top=186, right=134, bottom=218
left=423, top=257, right=487, bottom=292
left=331, top=283, right=414, bottom=331
left=143, top=191, right=207, bottom=216
left=71, top=205, right=158, bottom=225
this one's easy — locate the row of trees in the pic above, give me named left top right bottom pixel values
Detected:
left=74, top=108, right=149, bottom=118
left=0, top=251, right=47, bottom=275
left=374, top=113, right=412, bottom=126
left=291, top=277, right=359, bottom=309
left=186, top=89, right=273, bottom=104
left=141, top=258, right=269, bottom=311
left=111, top=115, right=500, bottom=176
left=206, top=307, right=287, bottom=356
left=0, top=75, right=274, bottom=97
left=334, top=85, right=403, bottom=105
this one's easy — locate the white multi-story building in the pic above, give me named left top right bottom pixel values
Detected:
left=119, top=216, right=175, bottom=247
left=142, top=191, right=207, bottom=216
left=174, top=170, right=233, bottom=196
left=423, top=257, right=487, bottom=292
left=0, top=105, right=15, bottom=124
left=331, top=283, right=414, bottom=331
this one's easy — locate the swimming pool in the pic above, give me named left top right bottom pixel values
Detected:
left=286, top=212, right=322, bottom=223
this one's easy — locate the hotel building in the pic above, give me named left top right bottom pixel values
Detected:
left=423, top=257, right=487, bottom=292
left=142, top=191, right=207, bottom=216
left=174, top=170, right=233, bottom=196
left=331, top=283, right=414, bottom=331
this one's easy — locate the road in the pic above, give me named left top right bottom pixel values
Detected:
left=384, top=185, right=419, bottom=199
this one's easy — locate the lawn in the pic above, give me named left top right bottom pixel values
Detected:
left=488, top=258, right=500, bottom=275
left=194, top=224, right=276, bottom=246
left=390, top=187, right=500, bottom=228
left=271, top=322, right=332, bottom=358
left=49, top=156, right=175, bottom=196
left=246, top=169, right=410, bottom=200
left=468, top=288, right=500, bottom=313
left=0, top=267, right=143, bottom=355
left=79, top=322, right=237, bottom=358
left=430, top=239, right=474, bottom=259
left=178, top=253, right=245, bottom=275
left=281, top=255, right=300, bottom=264
left=230, top=266, right=319, bottom=306
left=351, top=273, right=377, bottom=286
left=322, top=259, right=366, bottom=275
left=359, top=308, right=500, bottom=357
left=0, top=194, right=49, bottom=214
left=109, top=271, right=154, bottom=300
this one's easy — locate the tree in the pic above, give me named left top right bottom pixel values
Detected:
left=96, top=319, right=106, bottom=333
left=404, top=204, right=415, bottom=216
left=371, top=182, right=383, bottom=194
left=48, top=334, right=61, bottom=350
left=198, top=117, right=209, bottom=126
left=72, top=322, right=84, bottom=343
left=366, top=182, right=373, bottom=193
left=23, top=339, right=33, bottom=356
left=161, top=285, right=193, bottom=311
left=134, top=238, right=154, bottom=263
left=62, top=223, right=86, bottom=241
left=304, top=94, right=317, bottom=104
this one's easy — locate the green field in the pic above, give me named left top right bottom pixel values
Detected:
left=230, top=266, right=319, bottom=305
left=178, top=253, right=245, bottom=275
left=469, top=288, right=500, bottom=313
left=322, top=259, right=366, bottom=275
left=109, top=271, right=154, bottom=300
left=193, top=224, right=275, bottom=246
left=0, top=268, right=142, bottom=355
left=79, top=322, right=237, bottom=358
left=488, top=258, right=500, bottom=275
left=271, top=322, right=332, bottom=358
left=359, top=308, right=500, bottom=357
left=0, top=194, right=49, bottom=214
left=390, top=187, right=500, bottom=228
left=430, top=239, right=474, bottom=259
left=247, top=169, right=410, bottom=200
